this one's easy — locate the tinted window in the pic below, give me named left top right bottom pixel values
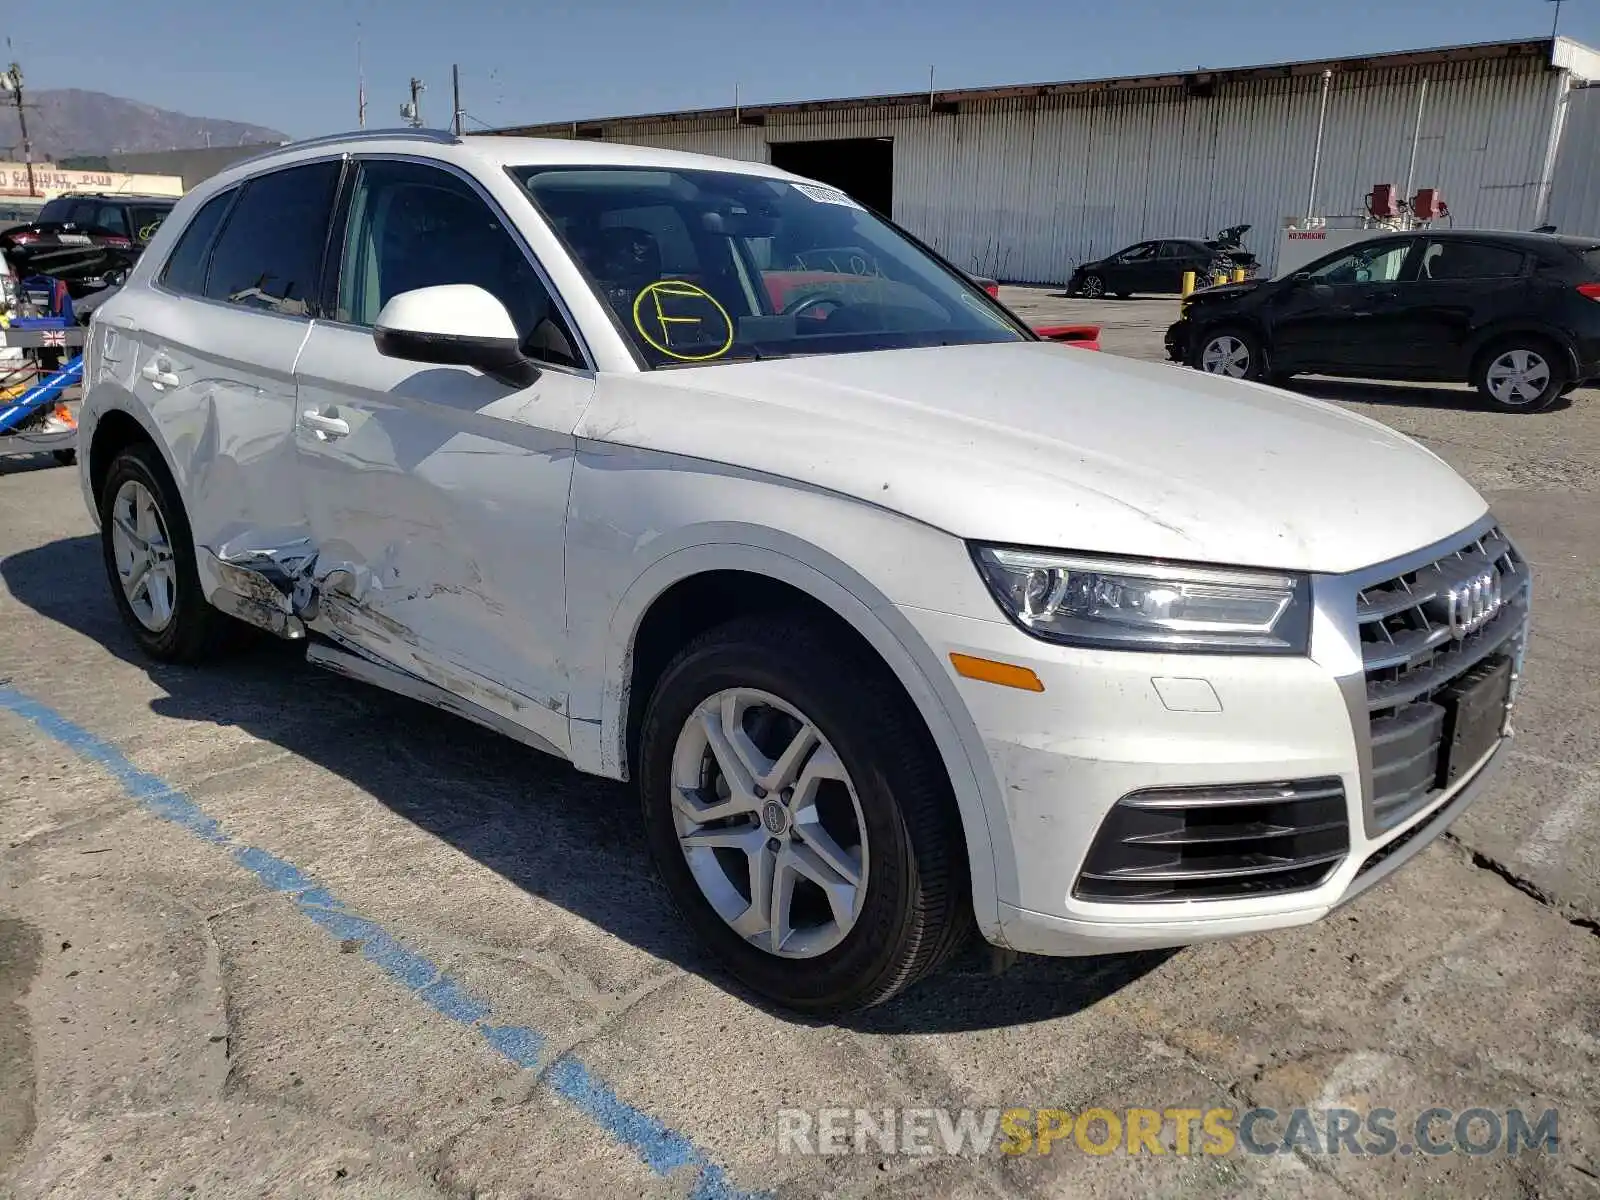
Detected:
left=204, top=161, right=340, bottom=315
left=1119, top=243, right=1157, bottom=261
left=68, top=201, right=98, bottom=227
left=1158, top=241, right=1194, bottom=259
left=1419, top=241, right=1524, bottom=281
left=94, top=204, right=130, bottom=238
left=1308, top=241, right=1410, bottom=285
left=129, top=205, right=173, bottom=243
left=336, top=159, right=581, bottom=367
left=38, top=198, right=72, bottom=223
left=160, top=190, right=236, bottom=296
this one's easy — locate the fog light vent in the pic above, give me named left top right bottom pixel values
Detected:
left=1073, top=778, right=1348, bottom=903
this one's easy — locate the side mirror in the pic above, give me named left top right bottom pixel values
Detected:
left=1291, top=272, right=1312, bottom=283
left=373, top=284, right=539, bottom=387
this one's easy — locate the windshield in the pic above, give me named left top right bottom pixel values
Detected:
left=514, top=165, right=1027, bottom=367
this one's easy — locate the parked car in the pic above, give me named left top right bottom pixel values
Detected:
left=79, top=132, right=1527, bottom=1013
left=1069, top=227, right=1257, bottom=298
left=1165, top=229, right=1600, bottom=412
left=0, top=192, right=176, bottom=295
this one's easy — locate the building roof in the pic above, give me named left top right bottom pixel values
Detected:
left=494, top=36, right=1599, bottom=139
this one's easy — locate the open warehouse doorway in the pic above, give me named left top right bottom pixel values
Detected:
left=768, top=137, right=893, bottom=216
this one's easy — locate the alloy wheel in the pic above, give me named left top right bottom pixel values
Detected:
left=109, top=479, right=177, bottom=632
left=1201, top=334, right=1251, bottom=377
left=1080, top=275, right=1105, bottom=298
left=669, top=687, right=868, bottom=959
left=1484, top=349, right=1551, bottom=407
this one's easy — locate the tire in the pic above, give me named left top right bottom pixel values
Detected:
left=99, top=442, right=235, bottom=662
left=52, top=449, right=77, bottom=466
left=638, top=615, right=972, bottom=1014
left=1193, top=326, right=1266, bottom=381
left=1473, top=337, right=1569, bottom=413
left=1077, top=274, right=1106, bottom=299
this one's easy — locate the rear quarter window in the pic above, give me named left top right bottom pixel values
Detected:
left=159, top=189, right=237, bottom=296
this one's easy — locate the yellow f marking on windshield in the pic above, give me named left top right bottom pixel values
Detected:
left=632, top=280, right=735, bottom=362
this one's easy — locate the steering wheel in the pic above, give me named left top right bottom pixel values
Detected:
left=783, top=293, right=843, bottom=320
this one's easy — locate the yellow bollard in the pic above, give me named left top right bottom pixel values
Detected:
left=1181, top=270, right=1196, bottom=297
left=1231, top=267, right=1246, bottom=283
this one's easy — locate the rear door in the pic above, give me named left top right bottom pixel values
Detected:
left=1157, top=241, right=1204, bottom=292
left=1266, top=238, right=1418, bottom=373
left=292, top=156, right=594, bottom=752
left=1382, top=239, right=1530, bottom=376
left=117, top=160, right=341, bottom=594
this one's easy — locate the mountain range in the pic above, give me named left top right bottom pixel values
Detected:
left=0, top=89, right=287, bottom=161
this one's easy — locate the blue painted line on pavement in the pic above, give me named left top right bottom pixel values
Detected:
left=0, top=687, right=766, bottom=1200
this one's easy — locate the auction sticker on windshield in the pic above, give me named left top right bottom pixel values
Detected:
left=632, top=280, right=735, bottom=361
left=791, top=182, right=863, bottom=209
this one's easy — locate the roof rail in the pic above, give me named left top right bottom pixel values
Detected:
left=229, top=128, right=461, bottom=171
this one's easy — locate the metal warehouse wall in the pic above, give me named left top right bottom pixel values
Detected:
left=1548, top=84, right=1600, bottom=236
left=531, top=56, right=1568, bottom=283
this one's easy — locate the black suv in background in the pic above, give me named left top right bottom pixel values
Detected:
left=1166, top=229, right=1600, bottom=412
left=0, top=192, right=177, bottom=294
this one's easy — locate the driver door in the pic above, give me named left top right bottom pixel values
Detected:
left=1268, top=239, right=1419, bottom=373
left=293, top=157, right=594, bottom=752
left=1108, top=242, right=1159, bottom=294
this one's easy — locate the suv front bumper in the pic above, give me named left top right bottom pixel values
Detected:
left=900, top=519, right=1524, bottom=957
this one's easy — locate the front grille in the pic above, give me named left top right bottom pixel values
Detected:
left=1357, top=526, right=1529, bottom=831
left=1074, top=778, right=1348, bottom=903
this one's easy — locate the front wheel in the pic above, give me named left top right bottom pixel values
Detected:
left=638, top=616, right=971, bottom=1014
left=1474, top=339, right=1568, bottom=412
left=1194, top=327, right=1265, bottom=381
left=1077, top=274, right=1106, bottom=299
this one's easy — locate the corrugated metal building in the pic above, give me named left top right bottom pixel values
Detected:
left=496, top=37, right=1600, bottom=283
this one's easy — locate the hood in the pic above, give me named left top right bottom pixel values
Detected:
left=1186, top=278, right=1269, bottom=304
left=581, top=341, right=1487, bottom=574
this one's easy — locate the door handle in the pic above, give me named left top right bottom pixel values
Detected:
left=140, top=357, right=180, bottom=388
left=301, top=409, right=351, bottom=439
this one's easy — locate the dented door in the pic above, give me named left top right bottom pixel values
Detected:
left=292, top=321, right=593, bottom=753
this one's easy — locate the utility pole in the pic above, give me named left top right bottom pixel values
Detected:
left=1550, top=0, right=1564, bottom=38
left=357, top=39, right=367, bottom=128
left=401, top=77, right=425, bottom=127
left=0, top=62, right=35, bottom=197
left=452, top=64, right=463, bottom=136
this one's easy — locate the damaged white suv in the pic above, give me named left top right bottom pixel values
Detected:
left=79, top=131, right=1529, bottom=1013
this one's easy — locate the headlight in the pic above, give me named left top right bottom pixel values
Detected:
left=972, top=546, right=1310, bottom=654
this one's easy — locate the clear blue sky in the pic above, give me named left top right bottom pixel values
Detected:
left=7, top=0, right=1600, bottom=140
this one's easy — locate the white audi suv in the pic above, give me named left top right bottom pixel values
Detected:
left=76, top=130, right=1529, bottom=1012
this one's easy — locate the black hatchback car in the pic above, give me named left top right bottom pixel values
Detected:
left=1069, top=227, right=1257, bottom=298
left=1166, top=229, right=1600, bottom=412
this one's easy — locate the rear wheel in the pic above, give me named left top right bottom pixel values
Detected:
left=638, top=616, right=971, bottom=1013
left=1195, top=327, right=1265, bottom=381
left=1474, top=338, right=1568, bottom=412
left=99, top=443, right=235, bottom=662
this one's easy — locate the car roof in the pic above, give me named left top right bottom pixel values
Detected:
left=1378, top=228, right=1600, bottom=251
left=44, top=193, right=176, bottom=203
left=211, top=129, right=801, bottom=192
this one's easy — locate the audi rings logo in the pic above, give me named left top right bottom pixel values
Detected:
left=1446, top=568, right=1503, bottom=638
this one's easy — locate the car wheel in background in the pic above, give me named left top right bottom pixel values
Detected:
left=98, top=443, right=236, bottom=662
left=638, top=615, right=971, bottom=1014
left=1474, top=338, right=1569, bottom=412
left=1077, top=274, right=1105, bottom=298
left=1195, top=327, right=1265, bottom=381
